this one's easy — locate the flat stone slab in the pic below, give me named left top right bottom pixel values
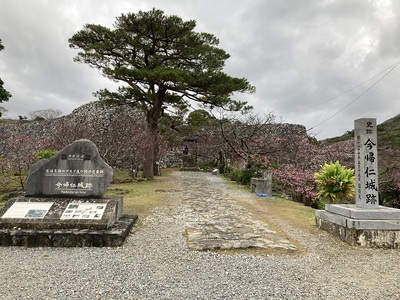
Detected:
left=325, top=204, right=400, bottom=220
left=180, top=173, right=297, bottom=251
left=0, top=214, right=137, bottom=247
left=0, top=196, right=123, bottom=230
left=319, top=204, right=400, bottom=231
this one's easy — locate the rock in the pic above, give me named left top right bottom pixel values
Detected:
left=25, top=139, right=113, bottom=198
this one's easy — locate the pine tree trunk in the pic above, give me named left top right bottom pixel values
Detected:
left=142, top=118, right=159, bottom=179
left=142, top=89, right=164, bottom=179
left=142, top=131, right=156, bottom=179
left=142, top=160, right=154, bottom=179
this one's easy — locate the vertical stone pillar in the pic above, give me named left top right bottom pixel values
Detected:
left=354, top=118, right=379, bottom=209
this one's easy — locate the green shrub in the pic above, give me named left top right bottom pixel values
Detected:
left=316, top=198, right=329, bottom=210
left=379, top=181, right=400, bottom=208
left=238, top=169, right=256, bottom=185
left=314, top=161, right=355, bottom=203
left=36, top=149, right=58, bottom=160
left=227, top=167, right=260, bottom=186
left=229, top=168, right=242, bottom=182
left=199, top=160, right=217, bottom=170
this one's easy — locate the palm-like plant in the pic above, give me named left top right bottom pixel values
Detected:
left=314, top=161, right=355, bottom=203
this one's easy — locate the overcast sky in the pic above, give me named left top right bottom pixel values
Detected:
left=0, top=0, right=399, bottom=139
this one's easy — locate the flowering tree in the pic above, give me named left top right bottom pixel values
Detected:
left=0, top=134, right=47, bottom=190
left=44, top=104, right=165, bottom=176
left=271, top=138, right=354, bottom=207
left=377, top=147, right=400, bottom=207
left=273, top=165, right=318, bottom=206
left=218, top=112, right=275, bottom=168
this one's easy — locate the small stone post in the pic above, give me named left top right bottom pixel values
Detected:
left=354, top=118, right=379, bottom=209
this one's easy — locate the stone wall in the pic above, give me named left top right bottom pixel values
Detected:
left=0, top=101, right=143, bottom=141
left=0, top=102, right=144, bottom=162
left=0, top=102, right=308, bottom=169
left=0, top=102, right=188, bottom=169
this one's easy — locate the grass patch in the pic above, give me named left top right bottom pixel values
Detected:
left=223, top=178, right=316, bottom=230
left=0, top=177, right=23, bottom=207
left=255, top=197, right=317, bottom=231
left=106, top=168, right=179, bottom=219
left=111, top=169, right=135, bottom=184
left=221, top=178, right=318, bottom=255
left=0, top=199, right=7, bottom=207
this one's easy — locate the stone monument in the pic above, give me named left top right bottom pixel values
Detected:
left=0, top=139, right=137, bottom=247
left=180, top=138, right=200, bottom=171
left=250, top=171, right=273, bottom=196
left=25, top=139, right=113, bottom=198
left=316, top=118, right=400, bottom=248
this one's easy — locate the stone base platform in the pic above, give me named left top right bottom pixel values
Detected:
left=0, top=196, right=137, bottom=247
left=316, top=204, right=400, bottom=248
left=180, top=155, right=199, bottom=171
left=0, top=214, right=137, bottom=247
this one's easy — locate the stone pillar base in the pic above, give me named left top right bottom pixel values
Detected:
left=316, top=204, right=400, bottom=248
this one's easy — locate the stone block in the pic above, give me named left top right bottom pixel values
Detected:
left=325, top=204, right=400, bottom=220
left=0, top=196, right=124, bottom=230
left=316, top=216, right=400, bottom=248
left=25, top=139, right=113, bottom=198
left=347, top=219, right=400, bottom=230
left=0, top=215, right=137, bottom=247
left=250, top=173, right=272, bottom=195
left=0, top=139, right=136, bottom=247
left=315, top=210, right=348, bottom=227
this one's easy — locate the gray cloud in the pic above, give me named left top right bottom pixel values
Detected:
left=0, top=0, right=399, bottom=139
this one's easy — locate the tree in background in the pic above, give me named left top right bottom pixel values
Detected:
left=0, top=134, right=47, bottom=190
left=0, top=106, right=8, bottom=118
left=69, top=8, right=255, bottom=178
left=29, top=108, right=62, bottom=120
left=377, top=147, right=400, bottom=207
left=217, top=111, right=275, bottom=169
left=42, top=103, right=160, bottom=174
left=0, top=39, right=12, bottom=103
left=272, top=138, right=354, bottom=207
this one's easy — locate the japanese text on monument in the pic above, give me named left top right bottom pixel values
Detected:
left=355, top=118, right=379, bottom=208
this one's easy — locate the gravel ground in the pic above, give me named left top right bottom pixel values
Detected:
left=1, top=172, right=400, bottom=300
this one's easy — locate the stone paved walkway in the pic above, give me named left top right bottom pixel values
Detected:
left=177, top=171, right=297, bottom=251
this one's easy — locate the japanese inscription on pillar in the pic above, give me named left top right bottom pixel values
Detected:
left=354, top=118, right=379, bottom=209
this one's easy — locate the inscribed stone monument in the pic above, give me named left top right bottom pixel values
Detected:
left=315, top=117, right=400, bottom=248
left=354, top=118, right=379, bottom=208
left=25, top=139, right=113, bottom=198
left=0, top=139, right=137, bottom=247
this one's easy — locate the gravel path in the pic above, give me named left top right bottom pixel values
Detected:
left=1, top=171, right=400, bottom=299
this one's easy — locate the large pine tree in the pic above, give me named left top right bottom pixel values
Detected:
left=69, top=9, right=255, bottom=178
